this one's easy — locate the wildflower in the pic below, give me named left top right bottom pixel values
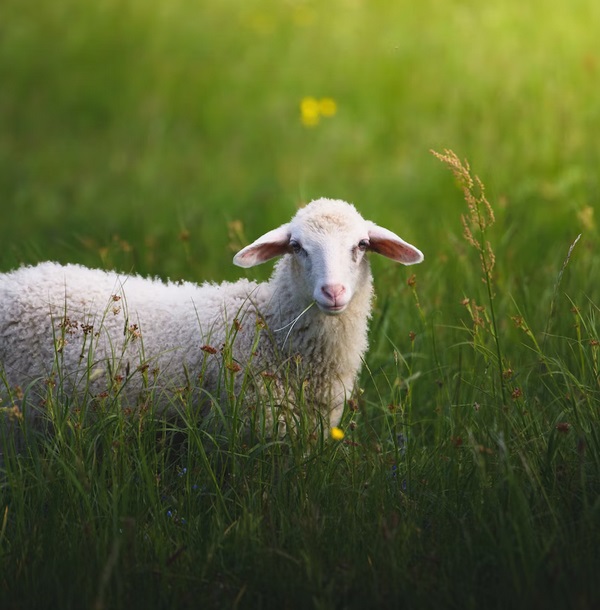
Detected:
left=330, top=426, right=345, bottom=440
left=166, top=509, right=187, bottom=526
left=300, top=97, right=320, bottom=126
left=300, top=96, right=338, bottom=127
left=201, top=344, right=218, bottom=354
left=318, top=97, right=337, bottom=117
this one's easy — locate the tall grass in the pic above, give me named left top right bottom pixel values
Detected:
left=1, top=0, right=599, bottom=608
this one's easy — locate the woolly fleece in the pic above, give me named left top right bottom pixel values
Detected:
left=0, top=198, right=423, bottom=434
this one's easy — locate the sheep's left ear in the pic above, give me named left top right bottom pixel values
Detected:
left=367, top=223, right=424, bottom=265
left=233, top=224, right=291, bottom=268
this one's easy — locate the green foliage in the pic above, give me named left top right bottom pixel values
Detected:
left=1, top=0, right=599, bottom=608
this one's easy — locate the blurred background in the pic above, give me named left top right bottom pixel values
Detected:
left=0, top=0, right=598, bottom=285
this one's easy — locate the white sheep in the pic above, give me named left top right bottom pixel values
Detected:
left=0, top=198, right=423, bottom=439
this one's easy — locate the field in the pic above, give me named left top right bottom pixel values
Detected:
left=1, top=0, right=599, bottom=608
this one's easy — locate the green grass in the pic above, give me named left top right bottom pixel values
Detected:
left=1, top=0, right=599, bottom=608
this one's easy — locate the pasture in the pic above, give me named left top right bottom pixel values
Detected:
left=0, top=1, right=598, bottom=608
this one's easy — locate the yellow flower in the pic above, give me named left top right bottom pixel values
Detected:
left=300, top=96, right=338, bottom=127
left=300, top=97, right=320, bottom=127
left=318, top=97, right=337, bottom=117
left=330, top=426, right=345, bottom=441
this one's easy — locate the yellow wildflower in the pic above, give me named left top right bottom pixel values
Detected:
left=318, top=97, right=337, bottom=117
left=330, top=426, right=345, bottom=441
left=300, top=96, right=338, bottom=127
left=300, top=97, right=320, bottom=127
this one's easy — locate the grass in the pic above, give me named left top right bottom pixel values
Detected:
left=1, top=0, right=599, bottom=608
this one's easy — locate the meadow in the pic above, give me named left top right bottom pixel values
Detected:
left=0, top=0, right=599, bottom=608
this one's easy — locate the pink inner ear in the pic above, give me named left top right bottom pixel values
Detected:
left=237, top=242, right=289, bottom=266
left=370, top=239, right=423, bottom=264
left=368, top=224, right=424, bottom=265
left=234, top=223, right=291, bottom=268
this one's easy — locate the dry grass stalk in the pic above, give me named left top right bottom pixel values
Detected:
left=431, top=149, right=496, bottom=285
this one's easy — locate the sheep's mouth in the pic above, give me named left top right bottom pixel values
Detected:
left=317, top=303, right=348, bottom=315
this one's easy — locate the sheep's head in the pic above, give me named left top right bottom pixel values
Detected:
left=233, top=198, right=424, bottom=315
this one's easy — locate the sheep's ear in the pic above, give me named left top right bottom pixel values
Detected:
left=367, top=223, right=424, bottom=265
left=233, top=224, right=291, bottom=268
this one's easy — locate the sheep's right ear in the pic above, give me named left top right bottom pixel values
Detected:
left=233, top=224, right=291, bottom=268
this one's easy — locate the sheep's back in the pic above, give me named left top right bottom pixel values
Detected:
left=0, top=263, right=264, bottom=406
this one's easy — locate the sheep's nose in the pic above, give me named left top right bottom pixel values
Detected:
left=321, top=284, right=346, bottom=303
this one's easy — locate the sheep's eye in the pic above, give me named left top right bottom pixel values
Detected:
left=290, top=240, right=303, bottom=254
left=357, top=239, right=369, bottom=252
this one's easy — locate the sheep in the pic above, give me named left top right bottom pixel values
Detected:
left=0, top=198, right=423, bottom=443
